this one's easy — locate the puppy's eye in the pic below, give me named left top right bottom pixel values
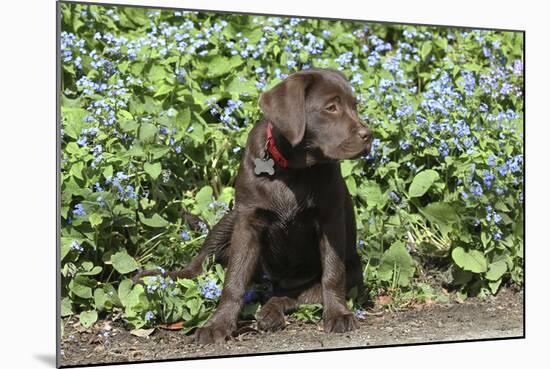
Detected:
left=326, top=104, right=337, bottom=112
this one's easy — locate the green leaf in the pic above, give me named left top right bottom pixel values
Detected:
left=419, top=202, right=459, bottom=224
left=125, top=144, right=147, bottom=158
left=148, top=65, right=168, bottom=82
left=79, top=310, right=98, bottom=328
left=154, top=83, right=174, bottom=97
left=486, top=260, right=507, bottom=281
left=452, top=247, right=487, bottom=273
left=61, top=297, right=73, bottom=317
left=144, top=162, right=162, bottom=180
left=488, top=279, right=502, bottom=294
left=94, top=289, right=108, bottom=311
left=119, top=118, right=139, bottom=133
left=118, top=279, right=134, bottom=305
left=187, top=298, right=201, bottom=316
left=60, top=237, right=74, bottom=261
left=409, top=170, right=439, bottom=197
left=110, top=250, right=139, bottom=274
left=139, top=123, right=157, bottom=142
left=139, top=213, right=170, bottom=228
left=218, top=187, right=235, bottom=206
left=421, top=42, right=432, bottom=60
left=206, top=56, right=244, bottom=78
left=69, top=161, right=84, bottom=180
left=346, top=177, right=357, bottom=196
left=195, top=186, right=214, bottom=211
left=226, top=75, right=257, bottom=96
left=150, top=145, right=171, bottom=160
left=378, top=241, right=415, bottom=286
left=69, top=276, right=94, bottom=299
left=358, top=182, right=385, bottom=209
left=89, top=213, right=103, bottom=228
left=78, top=265, right=103, bottom=276
left=340, top=160, right=356, bottom=178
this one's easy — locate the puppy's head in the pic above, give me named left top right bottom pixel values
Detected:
left=259, top=68, right=373, bottom=166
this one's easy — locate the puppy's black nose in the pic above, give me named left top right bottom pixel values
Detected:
left=358, top=127, right=372, bottom=141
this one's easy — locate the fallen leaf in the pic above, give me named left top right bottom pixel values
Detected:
left=377, top=295, right=393, bottom=306
left=158, top=321, right=184, bottom=330
left=130, top=328, right=155, bottom=338
left=424, top=299, right=436, bottom=307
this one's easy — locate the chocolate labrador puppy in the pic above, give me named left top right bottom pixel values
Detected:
left=135, top=68, right=373, bottom=344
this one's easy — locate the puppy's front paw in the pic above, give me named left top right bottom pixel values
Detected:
left=257, top=305, right=286, bottom=331
left=194, top=323, right=232, bottom=344
left=324, top=313, right=359, bottom=333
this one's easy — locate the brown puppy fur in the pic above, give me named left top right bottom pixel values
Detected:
left=134, top=68, right=373, bottom=344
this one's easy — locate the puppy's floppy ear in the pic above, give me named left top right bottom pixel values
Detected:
left=258, top=71, right=317, bottom=147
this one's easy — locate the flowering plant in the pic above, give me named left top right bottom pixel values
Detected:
left=60, top=3, right=523, bottom=329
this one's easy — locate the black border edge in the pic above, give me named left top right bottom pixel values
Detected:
left=56, top=1, right=527, bottom=368
left=56, top=1, right=62, bottom=368
left=522, top=29, right=526, bottom=340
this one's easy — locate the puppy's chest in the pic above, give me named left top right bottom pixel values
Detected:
left=268, top=183, right=319, bottom=224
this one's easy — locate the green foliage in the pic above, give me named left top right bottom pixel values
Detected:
left=60, top=3, right=524, bottom=331
left=291, top=304, right=323, bottom=323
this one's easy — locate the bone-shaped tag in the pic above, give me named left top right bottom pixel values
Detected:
left=254, top=158, right=275, bottom=176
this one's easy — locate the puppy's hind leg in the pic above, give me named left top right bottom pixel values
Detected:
left=132, top=210, right=237, bottom=283
left=257, top=296, right=297, bottom=331
left=257, top=283, right=323, bottom=332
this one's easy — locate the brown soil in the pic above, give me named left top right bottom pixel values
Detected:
left=59, top=288, right=524, bottom=367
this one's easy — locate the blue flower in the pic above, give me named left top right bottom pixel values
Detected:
left=482, top=170, right=495, bottom=188
left=497, top=164, right=508, bottom=176
left=70, top=240, right=84, bottom=252
left=459, top=71, right=476, bottom=96
left=471, top=181, right=483, bottom=197
left=200, top=278, right=222, bottom=300
left=400, top=140, right=410, bottom=150
left=181, top=231, right=190, bottom=240
left=335, top=51, right=353, bottom=65
left=438, top=141, right=450, bottom=157
left=355, top=309, right=367, bottom=319
left=396, top=104, right=413, bottom=118
left=512, top=60, right=523, bottom=76
left=506, top=156, right=523, bottom=173
left=389, top=191, right=400, bottom=203
left=145, top=311, right=154, bottom=322
left=92, top=144, right=102, bottom=156
left=77, top=136, right=88, bottom=147
left=73, top=204, right=86, bottom=216
left=286, top=59, right=297, bottom=70
left=244, top=290, right=257, bottom=303
left=198, top=221, right=209, bottom=234
left=487, top=155, right=496, bottom=167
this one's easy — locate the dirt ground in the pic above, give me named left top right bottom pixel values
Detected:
left=59, top=288, right=524, bottom=367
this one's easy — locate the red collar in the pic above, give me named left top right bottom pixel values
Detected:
left=266, top=121, right=289, bottom=168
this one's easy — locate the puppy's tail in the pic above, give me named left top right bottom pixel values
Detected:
left=132, top=210, right=236, bottom=284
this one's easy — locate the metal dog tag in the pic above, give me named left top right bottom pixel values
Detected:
left=254, top=157, right=275, bottom=176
